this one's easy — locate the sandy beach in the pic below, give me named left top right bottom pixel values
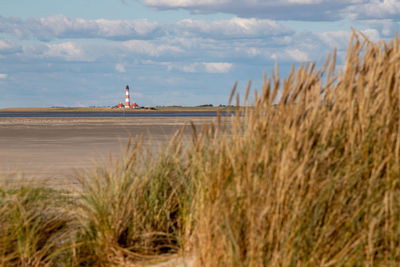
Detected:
left=0, top=116, right=215, bottom=188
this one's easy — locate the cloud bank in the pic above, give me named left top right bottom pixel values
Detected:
left=0, top=15, right=293, bottom=41
left=141, top=0, right=400, bottom=21
left=0, top=15, right=161, bottom=41
left=0, top=15, right=384, bottom=73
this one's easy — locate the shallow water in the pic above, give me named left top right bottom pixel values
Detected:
left=0, top=112, right=226, bottom=118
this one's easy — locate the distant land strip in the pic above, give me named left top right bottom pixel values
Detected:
left=0, top=106, right=237, bottom=113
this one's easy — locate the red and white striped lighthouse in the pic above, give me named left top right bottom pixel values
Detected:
left=125, top=85, right=130, bottom=108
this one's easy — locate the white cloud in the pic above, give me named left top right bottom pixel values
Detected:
left=285, top=48, right=310, bottom=62
left=0, top=15, right=162, bottom=41
left=0, top=15, right=293, bottom=42
left=141, top=0, right=400, bottom=21
left=345, top=0, right=400, bottom=20
left=164, top=62, right=233, bottom=73
left=6, top=25, right=370, bottom=72
left=0, top=40, right=20, bottom=54
left=361, top=29, right=380, bottom=42
left=121, top=40, right=184, bottom=56
left=174, top=17, right=292, bottom=38
left=143, top=0, right=229, bottom=8
left=203, top=62, right=232, bottom=73
left=319, top=31, right=352, bottom=49
left=115, top=63, right=126, bottom=73
left=181, top=63, right=199, bottom=73
left=45, top=42, right=90, bottom=61
left=0, top=74, right=8, bottom=79
left=316, top=29, right=379, bottom=52
left=94, top=18, right=161, bottom=39
left=363, top=20, right=399, bottom=36
left=288, top=0, right=323, bottom=3
left=0, top=40, right=13, bottom=51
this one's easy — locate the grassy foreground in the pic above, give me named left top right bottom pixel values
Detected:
left=1, top=31, right=400, bottom=266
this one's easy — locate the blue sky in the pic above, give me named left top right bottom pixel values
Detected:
left=0, top=0, right=399, bottom=107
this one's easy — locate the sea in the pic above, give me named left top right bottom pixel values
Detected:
left=0, top=112, right=228, bottom=118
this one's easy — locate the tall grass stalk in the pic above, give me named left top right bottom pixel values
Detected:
left=191, top=31, right=400, bottom=265
left=74, top=134, right=193, bottom=265
left=0, top=184, right=73, bottom=266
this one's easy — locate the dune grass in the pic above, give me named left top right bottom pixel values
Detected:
left=73, top=136, right=192, bottom=265
left=190, top=32, right=400, bottom=266
left=0, top=185, right=73, bottom=266
left=1, top=31, right=400, bottom=266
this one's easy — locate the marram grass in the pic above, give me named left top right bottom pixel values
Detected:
left=0, top=185, right=73, bottom=266
left=191, top=31, right=400, bottom=266
left=0, top=31, right=400, bottom=266
left=73, top=136, right=192, bottom=266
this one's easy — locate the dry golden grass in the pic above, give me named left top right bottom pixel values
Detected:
left=1, top=31, right=400, bottom=266
left=190, top=31, right=400, bottom=266
left=72, top=137, right=192, bottom=265
left=0, top=184, right=74, bottom=266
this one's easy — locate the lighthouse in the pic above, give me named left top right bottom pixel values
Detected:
left=125, top=85, right=130, bottom=108
left=113, top=84, right=139, bottom=109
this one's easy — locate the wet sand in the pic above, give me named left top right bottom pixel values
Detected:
left=0, top=116, right=214, bottom=188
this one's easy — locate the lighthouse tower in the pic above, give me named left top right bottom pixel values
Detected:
left=125, top=85, right=130, bottom=108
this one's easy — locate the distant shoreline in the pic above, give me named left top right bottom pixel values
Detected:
left=0, top=106, right=235, bottom=113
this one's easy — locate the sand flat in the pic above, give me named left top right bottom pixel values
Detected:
left=0, top=116, right=214, bottom=188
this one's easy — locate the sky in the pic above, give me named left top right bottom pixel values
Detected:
left=0, top=0, right=399, bottom=107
